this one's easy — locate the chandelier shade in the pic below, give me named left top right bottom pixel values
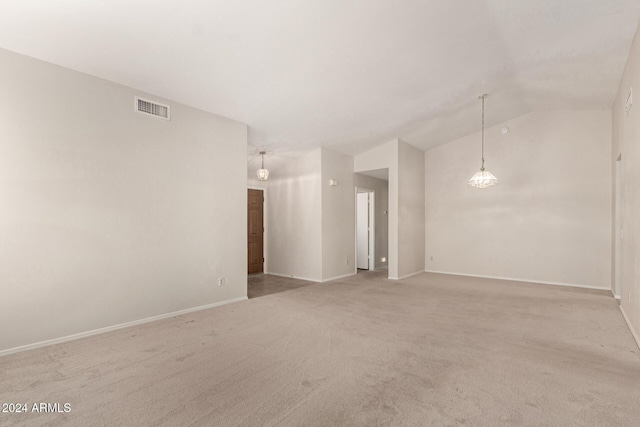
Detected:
left=468, top=94, right=498, bottom=188
left=256, top=151, right=269, bottom=181
left=468, top=169, right=498, bottom=188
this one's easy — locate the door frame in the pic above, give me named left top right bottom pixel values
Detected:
left=354, top=187, right=375, bottom=272
left=248, top=186, right=268, bottom=274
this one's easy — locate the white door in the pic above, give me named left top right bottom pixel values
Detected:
left=356, top=192, right=369, bottom=269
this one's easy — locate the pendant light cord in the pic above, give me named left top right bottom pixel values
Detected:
left=480, top=94, right=486, bottom=171
left=467, top=93, right=498, bottom=188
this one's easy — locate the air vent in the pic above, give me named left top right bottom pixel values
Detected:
left=135, top=97, right=170, bottom=120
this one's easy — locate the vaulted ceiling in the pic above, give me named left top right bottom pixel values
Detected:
left=1, top=0, right=639, bottom=158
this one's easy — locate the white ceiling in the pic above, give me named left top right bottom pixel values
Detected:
left=1, top=0, right=639, bottom=157
left=358, top=169, right=389, bottom=182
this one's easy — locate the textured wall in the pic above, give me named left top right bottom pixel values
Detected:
left=354, top=139, right=426, bottom=279
left=321, top=148, right=355, bottom=281
left=398, top=141, right=425, bottom=278
left=267, top=149, right=322, bottom=281
left=0, top=49, right=248, bottom=353
left=612, top=22, right=640, bottom=346
left=425, top=110, right=611, bottom=289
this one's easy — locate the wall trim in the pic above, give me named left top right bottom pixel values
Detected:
left=395, top=270, right=425, bottom=280
left=322, top=272, right=357, bottom=282
left=266, top=272, right=321, bottom=283
left=424, top=270, right=609, bottom=291
left=267, top=271, right=356, bottom=283
left=620, top=305, right=640, bottom=350
left=0, top=296, right=248, bottom=358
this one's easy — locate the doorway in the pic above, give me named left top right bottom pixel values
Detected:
left=247, top=188, right=264, bottom=274
left=356, top=188, right=375, bottom=271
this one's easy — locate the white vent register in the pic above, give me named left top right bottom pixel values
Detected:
left=135, top=97, right=170, bottom=120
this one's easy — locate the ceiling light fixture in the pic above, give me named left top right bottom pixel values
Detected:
left=256, top=151, right=270, bottom=181
left=468, top=94, right=498, bottom=189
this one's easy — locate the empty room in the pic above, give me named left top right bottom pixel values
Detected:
left=1, top=1, right=640, bottom=426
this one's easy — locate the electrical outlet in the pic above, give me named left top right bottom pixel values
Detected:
left=218, top=277, right=225, bottom=287
left=345, top=258, right=349, bottom=265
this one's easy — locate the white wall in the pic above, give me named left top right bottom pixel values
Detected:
left=247, top=176, right=269, bottom=191
left=425, top=110, right=611, bottom=289
left=354, top=173, right=389, bottom=269
left=354, top=139, right=426, bottom=279
left=355, top=140, right=399, bottom=278
left=321, top=148, right=355, bottom=281
left=0, top=48, right=248, bottom=354
left=398, top=141, right=425, bottom=278
left=267, top=148, right=322, bottom=281
left=612, top=22, right=640, bottom=347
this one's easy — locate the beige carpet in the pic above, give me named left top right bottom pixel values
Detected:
left=1, top=271, right=639, bottom=426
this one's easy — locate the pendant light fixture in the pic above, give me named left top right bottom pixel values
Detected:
left=468, top=94, right=498, bottom=188
left=256, top=151, right=270, bottom=181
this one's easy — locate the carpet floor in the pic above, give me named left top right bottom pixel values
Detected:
left=1, top=271, right=639, bottom=426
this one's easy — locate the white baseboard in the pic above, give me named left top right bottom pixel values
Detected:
left=395, top=270, right=425, bottom=280
left=620, top=305, right=640, bottom=350
left=388, top=271, right=422, bottom=280
left=322, top=272, right=356, bottom=282
left=0, top=296, right=248, bottom=358
left=424, top=270, right=608, bottom=291
left=266, top=272, right=321, bottom=283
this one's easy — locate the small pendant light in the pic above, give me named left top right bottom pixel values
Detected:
left=468, top=94, right=498, bottom=188
left=256, top=151, right=270, bottom=181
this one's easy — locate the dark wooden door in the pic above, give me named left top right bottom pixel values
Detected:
left=247, top=189, right=264, bottom=274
